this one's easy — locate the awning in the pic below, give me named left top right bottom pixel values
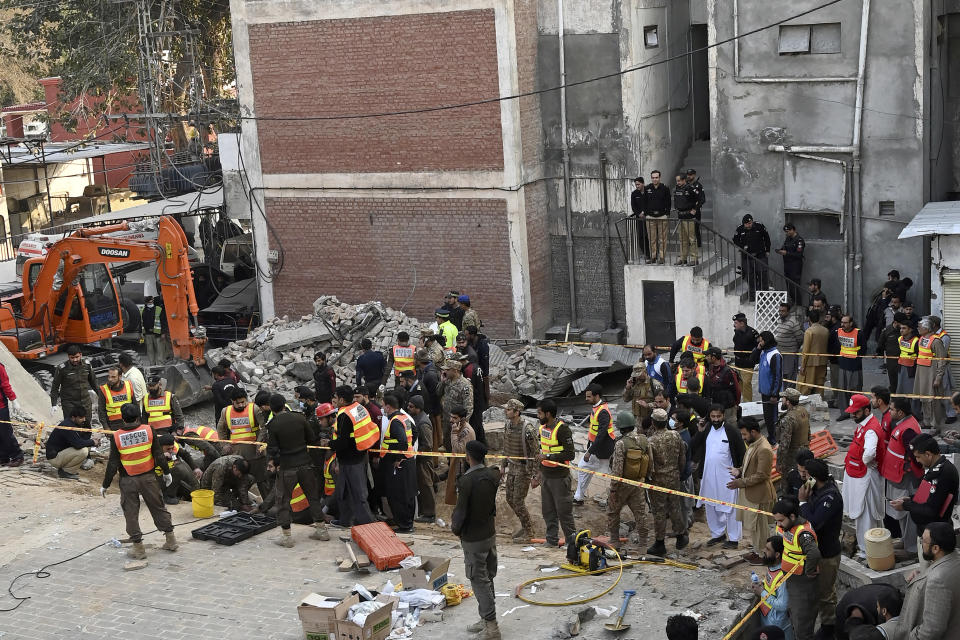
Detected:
left=66, top=188, right=224, bottom=227
left=200, top=278, right=258, bottom=314
left=898, top=201, right=960, bottom=239
left=1, top=142, right=150, bottom=166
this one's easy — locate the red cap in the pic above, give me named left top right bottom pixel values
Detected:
left=316, top=402, right=336, bottom=418
left=844, top=394, right=871, bottom=414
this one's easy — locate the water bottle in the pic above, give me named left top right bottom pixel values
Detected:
left=750, top=571, right=760, bottom=585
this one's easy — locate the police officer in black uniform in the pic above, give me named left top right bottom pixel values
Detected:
left=732, top=214, right=771, bottom=301
left=777, top=222, right=805, bottom=304
left=685, top=169, right=706, bottom=247
left=50, top=344, right=99, bottom=426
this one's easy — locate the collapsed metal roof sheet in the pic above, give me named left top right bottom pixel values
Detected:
left=898, top=200, right=960, bottom=239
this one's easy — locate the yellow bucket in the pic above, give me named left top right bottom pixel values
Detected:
left=191, top=489, right=215, bottom=518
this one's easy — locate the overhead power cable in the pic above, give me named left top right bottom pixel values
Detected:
left=241, top=0, right=847, bottom=123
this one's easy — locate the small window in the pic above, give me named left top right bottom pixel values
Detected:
left=879, top=201, right=895, bottom=216
left=779, top=23, right=841, bottom=55
left=644, top=25, right=659, bottom=48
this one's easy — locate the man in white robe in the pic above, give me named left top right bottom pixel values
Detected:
left=692, top=405, right=746, bottom=548
left=840, top=393, right=885, bottom=559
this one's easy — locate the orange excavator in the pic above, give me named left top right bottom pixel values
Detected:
left=0, top=216, right=211, bottom=405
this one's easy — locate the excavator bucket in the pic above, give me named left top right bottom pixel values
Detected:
left=154, top=360, right=213, bottom=408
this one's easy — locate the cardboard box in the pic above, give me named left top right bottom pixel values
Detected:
left=335, top=594, right=398, bottom=640
left=398, top=556, right=451, bottom=592
left=297, top=592, right=353, bottom=640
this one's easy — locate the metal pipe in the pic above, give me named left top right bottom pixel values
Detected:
left=559, top=0, right=577, bottom=327
left=851, top=0, right=871, bottom=317
left=733, top=0, right=740, bottom=77
left=767, top=144, right=856, bottom=153
left=600, top=153, right=616, bottom=329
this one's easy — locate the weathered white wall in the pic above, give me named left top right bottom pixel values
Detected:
left=624, top=264, right=750, bottom=348
left=929, top=234, right=960, bottom=318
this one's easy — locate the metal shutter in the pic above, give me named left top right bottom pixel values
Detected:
left=941, top=271, right=960, bottom=383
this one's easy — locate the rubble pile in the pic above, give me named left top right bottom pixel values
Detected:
left=206, top=296, right=422, bottom=397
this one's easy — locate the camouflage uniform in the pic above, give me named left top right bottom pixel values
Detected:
left=200, top=454, right=256, bottom=510
left=500, top=416, right=539, bottom=538
left=424, top=340, right=446, bottom=367
left=607, top=432, right=652, bottom=546
left=439, top=375, right=473, bottom=451
left=621, top=377, right=664, bottom=423
left=775, top=405, right=810, bottom=479
left=462, top=308, right=482, bottom=331
left=647, top=426, right=688, bottom=540
left=50, top=359, right=98, bottom=426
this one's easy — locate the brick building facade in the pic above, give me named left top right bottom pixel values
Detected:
left=232, top=0, right=547, bottom=338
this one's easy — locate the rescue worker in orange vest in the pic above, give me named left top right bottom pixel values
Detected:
left=266, top=393, right=330, bottom=547
left=260, top=459, right=314, bottom=525
left=830, top=315, right=867, bottom=421
left=533, top=398, right=577, bottom=548
left=751, top=536, right=792, bottom=638
left=98, top=367, right=135, bottom=430
left=385, top=331, right=417, bottom=388
left=772, top=496, right=821, bottom=640
left=216, top=388, right=270, bottom=498
left=880, top=397, right=924, bottom=553
left=896, top=320, right=919, bottom=399
left=673, top=357, right=707, bottom=402
left=142, top=376, right=183, bottom=438
left=669, top=326, right=711, bottom=365
left=176, top=424, right=221, bottom=470
left=100, top=403, right=177, bottom=560
left=331, top=385, right=378, bottom=526
left=841, top=393, right=885, bottom=559
left=915, top=317, right=948, bottom=430
left=573, top=383, right=615, bottom=506
left=381, top=392, right=417, bottom=533
left=156, top=433, right=200, bottom=505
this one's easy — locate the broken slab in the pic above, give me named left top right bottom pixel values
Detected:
left=0, top=342, right=60, bottom=424
left=123, top=560, right=148, bottom=571
left=268, top=322, right=333, bottom=351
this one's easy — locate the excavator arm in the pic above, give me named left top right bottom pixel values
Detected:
left=21, top=216, right=206, bottom=365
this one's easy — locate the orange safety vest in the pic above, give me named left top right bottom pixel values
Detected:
left=759, top=567, right=785, bottom=616
left=323, top=454, right=336, bottom=496
left=675, top=364, right=706, bottom=395
left=101, top=380, right=134, bottom=422
left=917, top=335, right=936, bottom=367
left=777, top=520, right=817, bottom=576
left=680, top=335, right=710, bottom=363
left=837, top=328, right=861, bottom=358
left=143, top=391, right=174, bottom=429
left=338, top=402, right=379, bottom=451
left=290, top=484, right=310, bottom=512
left=587, top=402, right=615, bottom=443
left=392, top=344, right=416, bottom=376
left=540, top=420, right=565, bottom=467
left=225, top=404, right=257, bottom=442
left=898, top=336, right=919, bottom=367
left=113, top=425, right=155, bottom=476
left=184, top=425, right=219, bottom=441
left=381, top=412, right=415, bottom=458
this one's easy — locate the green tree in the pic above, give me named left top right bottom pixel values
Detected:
left=0, top=0, right=233, bottom=144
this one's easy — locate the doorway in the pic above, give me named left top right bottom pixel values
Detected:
left=643, top=280, right=676, bottom=349
left=690, top=24, right=710, bottom=141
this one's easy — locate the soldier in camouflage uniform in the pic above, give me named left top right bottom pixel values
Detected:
left=50, top=345, right=98, bottom=426
left=420, top=328, right=446, bottom=368
left=622, top=362, right=664, bottom=423
left=439, top=359, right=473, bottom=452
left=607, top=411, right=652, bottom=548
left=646, top=408, right=689, bottom=555
left=775, top=387, right=810, bottom=481
left=459, top=295, right=482, bottom=331
left=499, top=398, right=539, bottom=541
left=200, top=454, right=257, bottom=510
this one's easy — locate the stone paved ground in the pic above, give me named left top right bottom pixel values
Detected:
left=0, top=498, right=750, bottom=640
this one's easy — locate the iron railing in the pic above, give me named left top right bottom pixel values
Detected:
left=618, top=215, right=805, bottom=305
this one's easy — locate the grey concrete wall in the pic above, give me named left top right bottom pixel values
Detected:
left=541, top=0, right=694, bottom=331
left=708, top=0, right=927, bottom=319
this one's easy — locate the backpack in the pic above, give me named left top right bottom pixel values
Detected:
left=622, top=434, right=651, bottom=481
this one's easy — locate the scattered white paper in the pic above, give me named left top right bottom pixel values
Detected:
left=540, top=566, right=559, bottom=573
left=521, top=546, right=536, bottom=552
left=399, top=556, right=422, bottom=569
left=501, top=605, right=530, bottom=617
left=495, top=593, right=510, bottom=597
left=593, top=606, right=615, bottom=618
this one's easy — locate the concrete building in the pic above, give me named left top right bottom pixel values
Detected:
left=707, top=0, right=956, bottom=319
left=229, top=0, right=704, bottom=337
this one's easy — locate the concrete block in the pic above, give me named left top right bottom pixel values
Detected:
left=268, top=322, right=332, bottom=351
left=285, top=361, right=315, bottom=382
left=837, top=555, right=916, bottom=590
left=0, top=342, right=61, bottom=423
left=123, top=560, right=148, bottom=571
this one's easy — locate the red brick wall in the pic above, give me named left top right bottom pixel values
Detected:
left=249, top=11, right=503, bottom=174
left=266, top=196, right=516, bottom=337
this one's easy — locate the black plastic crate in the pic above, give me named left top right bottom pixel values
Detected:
left=191, top=512, right=278, bottom=545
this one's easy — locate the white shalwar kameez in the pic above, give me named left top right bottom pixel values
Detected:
left=698, top=425, right=741, bottom=542
left=841, top=416, right=884, bottom=558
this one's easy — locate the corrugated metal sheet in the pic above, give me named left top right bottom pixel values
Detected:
left=898, top=201, right=960, bottom=239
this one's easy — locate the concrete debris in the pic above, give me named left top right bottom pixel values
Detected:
left=123, top=560, right=148, bottom=571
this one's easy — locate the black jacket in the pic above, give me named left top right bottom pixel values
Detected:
left=644, top=183, right=671, bottom=215
left=689, top=422, right=745, bottom=480
left=451, top=464, right=498, bottom=542
left=799, top=479, right=843, bottom=558
left=733, top=223, right=771, bottom=257
left=904, top=456, right=959, bottom=531
left=732, top=326, right=760, bottom=367
left=630, top=188, right=646, bottom=216
left=141, top=304, right=167, bottom=335
left=267, top=410, right=316, bottom=468
left=418, top=363, right=441, bottom=415
left=313, top=364, right=336, bottom=404
left=45, top=419, right=95, bottom=459
left=674, top=184, right=694, bottom=217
